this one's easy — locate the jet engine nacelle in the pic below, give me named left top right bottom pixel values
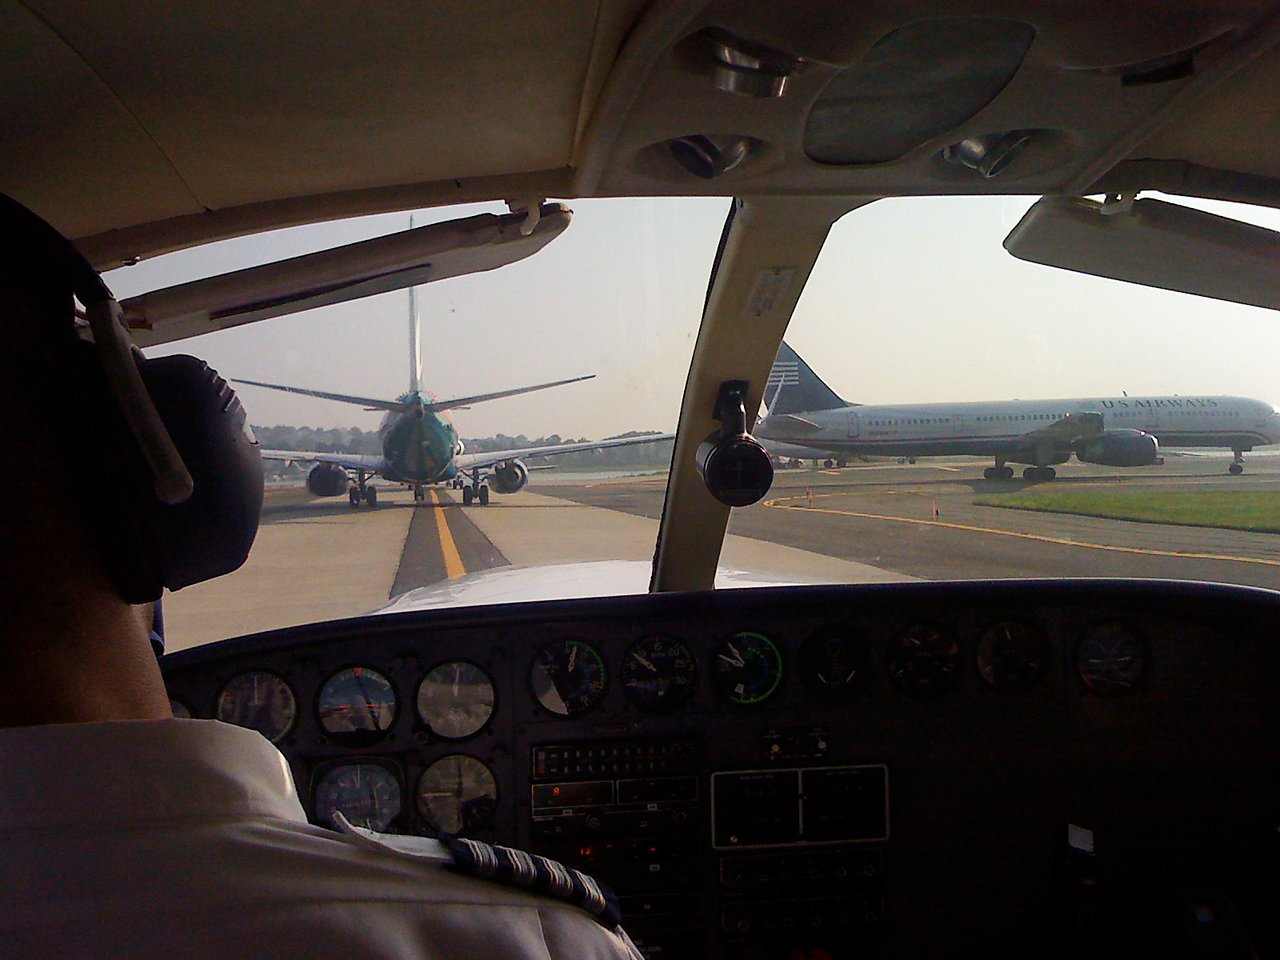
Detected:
left=490, top=459, right=529, bottom=494
left=1074, top=429, right=1160, bottom=467
left=455, top=440, right=466, bottom=455
left=306, top=462, right=349, bottom=497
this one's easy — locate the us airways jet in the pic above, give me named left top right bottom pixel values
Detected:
left=238, top=289, right=673, bottom=506
left=757, top=343, right=1280, bottom=480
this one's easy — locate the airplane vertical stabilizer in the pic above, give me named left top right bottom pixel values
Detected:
left=766, top=342, right=850, bottom=415
left=408, top=213, right=423, bottom=394
left=409, top=283, right=422, bottom=394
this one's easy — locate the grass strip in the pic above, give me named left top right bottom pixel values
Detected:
left=972, top=489, right=1280, bottom=534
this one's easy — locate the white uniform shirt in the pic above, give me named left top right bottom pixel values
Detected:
left=0, top=718, right=643, bottom=960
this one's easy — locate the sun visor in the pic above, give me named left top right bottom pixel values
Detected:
left=1004, top=196, right=1280, bottom=311
left=123, top=203, right=571, bottom=346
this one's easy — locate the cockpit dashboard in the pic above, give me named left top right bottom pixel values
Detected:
left=162, top=580, right=1280, bottom=958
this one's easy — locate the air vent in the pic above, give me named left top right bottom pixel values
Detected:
left=805, top=19, right=1035, bottom=165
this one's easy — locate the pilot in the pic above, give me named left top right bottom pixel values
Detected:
left=0, top=195, right=642, bottom=960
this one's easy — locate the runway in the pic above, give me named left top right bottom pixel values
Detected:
left=161, top=455, right=1280, bottom=650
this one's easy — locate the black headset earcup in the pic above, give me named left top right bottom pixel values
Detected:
left=135, top=355, right=264, bottom=598
left=71, top=343, right=263, bottom=603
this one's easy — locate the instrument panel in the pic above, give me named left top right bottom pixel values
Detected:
left=162, top=580, right=1280, bottom=959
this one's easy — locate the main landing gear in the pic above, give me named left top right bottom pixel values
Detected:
left=1230, top=450, right=1246, bottom=475
left=1022, top=466, right=1056, bottom=481
left=412, top=485, right=427, bottom=504
left=348, top=475, right=378, bottom=507
left=460, top=470, right=490, bottom=506
left=983, top=464, right=1015, bottom=481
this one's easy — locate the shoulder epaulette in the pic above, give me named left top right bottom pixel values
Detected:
left=333, top=814, right=622, bottom=928
left=444, top=836, right=622, bottom=928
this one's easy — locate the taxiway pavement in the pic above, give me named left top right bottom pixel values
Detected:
left=162, top=455, right=1280, bottom=650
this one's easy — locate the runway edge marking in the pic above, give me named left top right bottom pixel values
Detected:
left=763, top=493, right=1280, bottom=568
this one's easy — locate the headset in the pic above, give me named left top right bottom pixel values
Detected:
left=0, top=194, right=263, bottom=604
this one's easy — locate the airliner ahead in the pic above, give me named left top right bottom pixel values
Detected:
left=757, top=343, right=1280, bottom=479
left=238, top=287, right=672, bottom=506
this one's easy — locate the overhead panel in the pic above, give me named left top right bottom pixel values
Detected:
left=804, top=19, right=1036, bottom=165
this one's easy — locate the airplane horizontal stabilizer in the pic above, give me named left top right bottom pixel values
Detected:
left=456, top=432, right=674, bottom=472
left=424, top=375, right=595, bottom=413
left=234, top=378, right=405, bottom=412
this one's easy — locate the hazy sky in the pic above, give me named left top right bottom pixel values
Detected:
left=105, top=194, right=1280, bottom=440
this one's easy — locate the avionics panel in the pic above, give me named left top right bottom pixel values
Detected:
left=162, top=579, right=1280, bottom=959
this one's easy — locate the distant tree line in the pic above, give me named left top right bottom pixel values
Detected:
left=253, top=425, right=672, bottom=479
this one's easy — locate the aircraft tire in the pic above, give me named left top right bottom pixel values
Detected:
left=1023, top=467, right=1037, bottom=480
left=1230, top=463, right=1244, bottom=475
left=349, top=487, right=361, bottom=507
left=983, top=467, right=996, bottom=480
left=365, top=485, right=378, bottom=507
left=1001, top=466, right=1014, bottom=480
left=479, top=484, right=490, bottom=506
left=824, top=459, right=834, bottom=468
left=1042, top=467, right=1056, bottom=480
left=463, top=486, right=474, bottom=505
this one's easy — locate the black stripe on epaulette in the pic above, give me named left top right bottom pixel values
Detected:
left=444, top=836, right=623, bottom=928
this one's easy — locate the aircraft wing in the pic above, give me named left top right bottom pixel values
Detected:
left=424, top=375, right=595, bottom=413
left=455, top=433, right=675, bottom=472
left=235, top=379, right=405, bottom=412
left=1020, top=411, right=1104, bottom=443
left=260, top=449, right=386, bottom=473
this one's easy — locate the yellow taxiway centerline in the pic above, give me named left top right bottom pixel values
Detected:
left=429, top=488, right=466, bottom=579
left=763, top=492, right=1280, bottom=568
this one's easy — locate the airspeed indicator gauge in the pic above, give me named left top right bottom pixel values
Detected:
left=798, top=625, right=873, bottom=703
left=217, top=671, right=296, bottom=742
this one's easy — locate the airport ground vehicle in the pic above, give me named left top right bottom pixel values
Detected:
left=6, top=2, right=1280, bottom=957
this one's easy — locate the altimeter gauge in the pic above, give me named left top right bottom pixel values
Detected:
left=417, top=661, right=496, bottom=739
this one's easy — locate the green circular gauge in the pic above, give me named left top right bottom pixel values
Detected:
left=712, top=631, right=783, bottom=705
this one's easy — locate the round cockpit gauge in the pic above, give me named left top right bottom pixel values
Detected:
left=313, top=762, right=402, bottom=832
left=216, top=671, right=297, bottom=742
left=712, top=631, right=784, bottom=705
left=886, top=624, right=961, bottom=697
left=621, top=635, right=698, bottom=712
left=169, top=699, right=191, bottom=719
left=1077, top=622, right=1147, bottom=695
left=417, top=754, right=499, bottom=835
left=318, top=666, right=397, bottom=738
left=530, top=639, right=607, bottom=717
left=417, top=661, right=495, bottom=739
left=976, top=621, right=1049, bottom=693
left=798, top=625, right=873, bottom=703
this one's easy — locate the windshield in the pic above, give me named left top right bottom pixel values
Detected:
left=106, top=194, right=1280, bottom=650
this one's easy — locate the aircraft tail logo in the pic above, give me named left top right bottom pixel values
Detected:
left=766, top=342, right=849, bottom=415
